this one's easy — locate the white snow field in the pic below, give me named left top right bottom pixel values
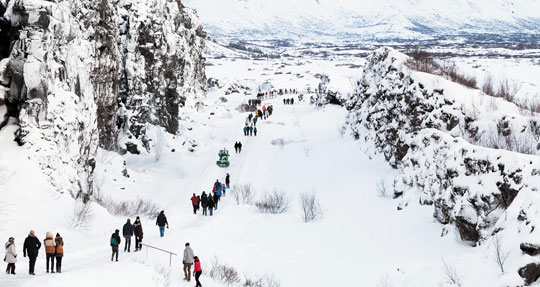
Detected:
left=1, top=56, right=538, bottom=287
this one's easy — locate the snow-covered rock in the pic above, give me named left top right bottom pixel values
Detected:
left=346, top=47, right=540, bottom=244
left=0, top=0, right=205, bottom=200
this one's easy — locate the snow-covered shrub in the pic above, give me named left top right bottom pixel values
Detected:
left=376, top=275, right=394, bottom=287
left=237, top=103, right=257, bottom=113
left=255, top=190, right=289, bottom=214
left=209, top=257, right=241, bottom=285
left=303, top=145, right=311, bottom=157
left=490, top=233, right=510, bottom=274
left=231, top=184, right=255, bottom=205
left=300, top=191, right=322, bottom=222
left=243, top=274, right=280, bottom=287
left=94, top=195, right=160, bottom=218
left=71, top=202, right=94, bottom=230
left=376, top=179, right=392, bottom=198
left=441, top=258, right=462, bottom=286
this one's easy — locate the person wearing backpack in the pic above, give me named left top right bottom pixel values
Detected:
left=54, top=233, right=64, bottom=273
left=194, top=256, right=202, bottom=287
left=122, top=219, right=134, bottom=252
left=201, top=192, right=208, bottom=216
left=5, top=237, right=17, bottom=275
left=43, top=232, right=56, bottom=273
left=110, top=230, right=121, bottom=262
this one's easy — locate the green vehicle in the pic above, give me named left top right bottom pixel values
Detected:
left=217, top=149, right=230, bottom=167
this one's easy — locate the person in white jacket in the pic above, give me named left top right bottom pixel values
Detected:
left=5, top=237, right=17, bottom=275
left=183, top=242, right=195, bottom=281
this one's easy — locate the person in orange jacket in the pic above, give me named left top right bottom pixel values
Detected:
left=43, top=232, right=56, bottom=273
left=54, top=233, right=64, bottom=273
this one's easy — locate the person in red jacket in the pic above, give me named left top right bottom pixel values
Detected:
left=193, top=256, right=202, bottom=287
left=191, top=193, right=199, bottom=215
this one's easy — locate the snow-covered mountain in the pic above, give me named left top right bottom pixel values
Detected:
left=184, top=0, right=540, bottom=41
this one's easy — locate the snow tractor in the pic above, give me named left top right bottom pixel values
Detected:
left=217, top=149, right=230, bottom=167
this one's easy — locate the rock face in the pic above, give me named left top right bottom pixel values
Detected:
left=0, top=0, right=205, bottom=200
left=519, top=263, right=540, bottom=285
left=345, top=47, right=540, bottom=243
left=311, top=74, right=342, bottom=107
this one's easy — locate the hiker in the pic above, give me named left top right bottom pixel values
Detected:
left=226, top=173, right=231, bottom=189
left=23, top=230, right=41, bottom=275
left=291, top=98, right=294, bottom=104
left=133, top=217, right=143, bottom=251
left=238, top=141, right=242, bottom=153
left=254, top=127, right=258, bottom=136
left=156, top=211, right=169, bottom=237
left=197, top=195, right=201, bottom=212
left=122, top=219, right=134, bottom=252
left=222, top=183, right=226, bottom=196
left=213, top=192, right=219, bottom=210
left=110, top=229, right=121, bottom=262
left=234, top=142, right=239, bottom=153
left=253, top=115, right=258, bottom=126
left=216, top=184, right=222, bottom=202
left=183, top=243, right=195, bottom=281
left=191, top=193, right=199, bottom=215
left=5, top=237, right=16, bottom=275
left=44, top=232, right=56, bottom=273
left=54, top=233, right=63, bottom=273
left=208, top=196, right=215, bottom=216
left=243, top=126, right=248, bottom=136
left=201, top=192, right=208, bottom=216
left=248, top=113, right=253, bottom=121
left=283, top=98, right=286, bottom=105
left=249, top=126, right=253, bottom=136
left=194, top=256, right=202, bottom=287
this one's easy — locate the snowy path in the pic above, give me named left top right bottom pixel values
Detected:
left=1, top=94, right=493, bottom=287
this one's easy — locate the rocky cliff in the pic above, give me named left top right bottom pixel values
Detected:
left=0, top=0, right=206, bottom=200
left=345, top=47, right=540, bottom=244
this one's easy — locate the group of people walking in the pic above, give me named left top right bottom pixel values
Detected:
left=191, top=174, right=230, bottom=217
left=234, top=141, right=243, bottom=153
left=112, top=216, right=145, bottom=261
left=283, top=98, right=295, bottom=105
left=4, top=230, right=64, bottom=275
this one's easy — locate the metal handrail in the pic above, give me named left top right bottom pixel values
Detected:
left=140, top=243, right=177, bottom=267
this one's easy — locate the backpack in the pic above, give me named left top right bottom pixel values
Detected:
left=110, top=237, right=116, bottom=245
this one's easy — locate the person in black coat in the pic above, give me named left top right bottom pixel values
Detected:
left=133, top=217, right=144, bottom=251
left=201, top=192, right=208, bottom=216
left=225, top=173, right=230, bottom=188
left=110, top=230, right=121, bottom=262
left=122, top=219, right=134, bottom=252
left=23, top=230, right=41, bottom=275
left=156, top=211, right=169, bottom=238
left=207, top=196, right=215, bottom=216
left=238, top=142, right=242, bottom=153
left=213, top=193, right=219, bottom=210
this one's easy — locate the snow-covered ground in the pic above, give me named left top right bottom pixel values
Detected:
left=1, top=51, right=540, bottom=286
